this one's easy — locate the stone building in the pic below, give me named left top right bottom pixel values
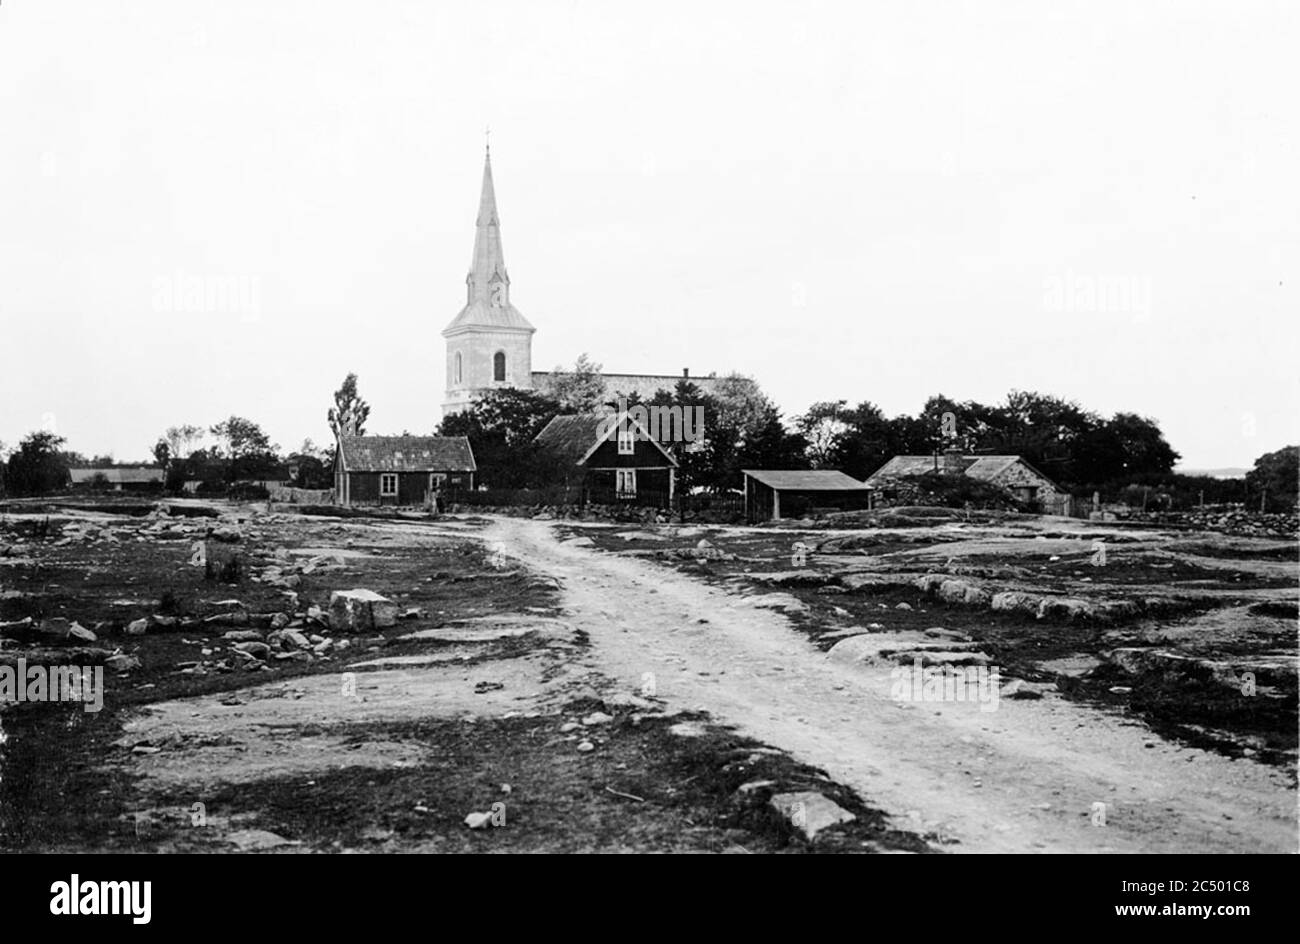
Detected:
left=866, top=449, right=1063, bottom=508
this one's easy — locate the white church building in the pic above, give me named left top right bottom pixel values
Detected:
left=441, top=148, right=720, bottom=416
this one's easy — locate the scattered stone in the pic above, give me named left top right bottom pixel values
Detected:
left=668, top=720, right=707, bottom=738
left=126, top=618, right=151, bottom=636
left=328, top=589, right=398, bottom=632
left=576, top=740, right=595, bottom=752
left=581, top=711, right=614, bottom=726
left=105, top=653, right=142, bottom=672
left=223, top=829, right=301, bottom=852
left=222, top=629, right=263, bottom=642
left=770, top=791, right=856, bottom=841
left=464, top=811, right=493, bottom=829
left=1001, top=678, right=1050, bottom=700
left=991, top=591, right=1039, bottom=614
left=895, top=602, right=912, bottom=611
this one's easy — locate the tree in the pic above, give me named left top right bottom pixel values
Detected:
left=796, top=401, right=851, bottom=468
left=544, top=354, right=607, bottom=413
left=5, top=431, right=70, bottom=496
left=328, top=373, right=371, bottom=439
left=1246, top=445, right=1299, bottom=512
left=163, top=424, right=206, bottom=460
left=438, top=388, right=563, bottom=488
left=210, top=416, right=279, bottom=482
left=153, top=439, right=171, bottom=470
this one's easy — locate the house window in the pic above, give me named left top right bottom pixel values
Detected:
left=380, top=473, right=398, bottom=497
left=617, top=426, right=635, bottom=455
left=493, top=351, right=506, bottom=382
left=616, top=469, right=637, bottom=498
left=454, top=352, right=462, bottom=385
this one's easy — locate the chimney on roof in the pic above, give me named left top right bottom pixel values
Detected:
left=943, top=446, right=964, bottom=476
left=682, top=368, right=689, bottom=378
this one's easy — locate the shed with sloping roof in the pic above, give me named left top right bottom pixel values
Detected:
left=741, top=469, right=872, bottom=522
left=334, top=435, right=476, bottom=507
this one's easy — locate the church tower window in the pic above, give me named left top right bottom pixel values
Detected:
left=454, top=352, right=463, bottom=385
left=494, top=351, right=506, bottom=382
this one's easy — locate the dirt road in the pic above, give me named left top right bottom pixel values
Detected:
left=488, top=516, right=1297, bottom=853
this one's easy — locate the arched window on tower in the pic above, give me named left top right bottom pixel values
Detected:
left=493, top=351, right=506, bottom=382
left=454, top=352, right=463, bottom=385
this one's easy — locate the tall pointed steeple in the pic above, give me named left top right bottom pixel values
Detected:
left=443, top=145, right=535, bottom=334
left=443, top=144, right=536, bottom=416
left=467, top=146, right=507, bottom=305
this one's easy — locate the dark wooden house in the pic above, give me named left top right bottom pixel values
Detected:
left=742, top=469, right=872, bottom=522
left=334, top=435, right=476, bottom=507
left=534, top=413, right=678, bottom=507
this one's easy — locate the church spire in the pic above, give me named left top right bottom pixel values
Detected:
left=443, top=145, right=534, bottom=339
left=468, top=145, right=507, bottom=305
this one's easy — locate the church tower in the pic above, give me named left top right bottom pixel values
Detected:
left=442, top=146, right=536, bottom=415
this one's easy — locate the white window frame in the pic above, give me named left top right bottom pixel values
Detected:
left=615, top=468, right=637, bottom=497
left=617, top=426, right=635, bottom=455
left=380, top=473, right=398, bottom=497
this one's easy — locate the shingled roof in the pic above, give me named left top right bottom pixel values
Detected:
left=867, top=455, right=1053, bottom=485
left=337, top=436, right=476, bottom=473
left=69, top=467, right=163, bottom=484
left=742, top=470, right=870, bottom=491
left=534, top=413, right=677, bottom=467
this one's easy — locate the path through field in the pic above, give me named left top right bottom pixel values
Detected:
left=487, top=516, right=1296, bottom=853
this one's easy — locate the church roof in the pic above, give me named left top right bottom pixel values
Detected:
left=531, top=371, right=723, bottom=402
left=443, top=149, right=535, bottom=336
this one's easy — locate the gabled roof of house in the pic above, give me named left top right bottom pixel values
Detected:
left=741, top=469, right=870, bottom=491
left=337, top=436, right=476, bottom=473
left=866, top=456, right=948, bottom=479
left=534, top=413, right=678, bottom=467
left=69, top=467, right=164, bottom=484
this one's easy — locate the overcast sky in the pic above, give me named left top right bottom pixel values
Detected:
left=1, top=0, right=1295, bottom=469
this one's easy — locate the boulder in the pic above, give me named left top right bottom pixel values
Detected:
left=913, top=574, right=948, bottom=595
left=1036, top=597, right=1093, bottom=621
left=222, top=629, right=264, bottom=642
left=328, top=589, right=398, bottom=633
left=932, top=579, right=991, bottom=607
left=769, top=791, right=856, bottom=841
left=991, top=591, right=1039, bottom=614
left=282, top=630, right=312, bottom=650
